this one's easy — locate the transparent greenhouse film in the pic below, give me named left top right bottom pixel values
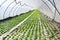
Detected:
left=38, top=0, right=60, bottom=23
left=0, top=0, right=34, bottom=20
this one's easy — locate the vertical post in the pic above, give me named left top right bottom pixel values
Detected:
left=52, top=0, right=56, bottom=21
left=48, top=0, right=60, bottom=15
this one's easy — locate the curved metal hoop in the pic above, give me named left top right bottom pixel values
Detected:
left=0, top=0, right=7, bottom=7
left=9, top=0, right=21, bottom=17
left=9, top=4, right=17, bottom=17
left=12, top=4, right=20, bottom=16
left=3, top=1, right=15, bottom=18
left=48, top=0, right=60, bottom=15
left=14, top=5, right=21, bottom=15
left=41, top=0, right=53, bottom=13
left=20, top=3, right=33, bottom=8
left=3, top=1, right=33, bottom=19
left=11, top=1, right=22, bottom=16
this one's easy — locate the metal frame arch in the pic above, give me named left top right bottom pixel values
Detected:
left=3, top=1, right=15, bottom=19
left=48, top=0, right=60, bottom=15
left=9, top=4, right=17, bottom=17
left=41, top=0, right=53, bottom=14
left=8, top=1, right=21, bottom=17
left=14, top=0, right=18, bottom=4
left=52, top=0, right=57, bottom=21
left=20, top=3, right=34, bottom=8
left=0, top=0, right=7, bottom=7
left=3, top=0, right=33, bottom=19
left=15, top=5, right=22, bottom=15
left=14, top=2, right=34, bottom=16
left=9, top=0, right=21, bottom=17
left=11, top=1, right=21, bottom=16
left=12, top=4, right=21, bottom=16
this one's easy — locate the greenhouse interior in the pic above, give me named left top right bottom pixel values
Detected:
left=0, top=0, right=60, bottom=40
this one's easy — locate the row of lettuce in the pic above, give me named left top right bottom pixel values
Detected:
left=0, top=10, right=33, bottom=35
left=4, top=10, right=60, bottom=40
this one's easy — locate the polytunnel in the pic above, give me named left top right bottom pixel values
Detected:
left=0, top=0, right=60, bottom=40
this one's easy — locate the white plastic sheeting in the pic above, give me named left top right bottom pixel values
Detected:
left=38, top=0, right=60, bottom=22
left=0, top=0, right=34, bottom=20
left=0, top=0, right=60, bottom=22
left=22, top=0, right=60, bottom=22
left=24, top=0, right=60, bottom=22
